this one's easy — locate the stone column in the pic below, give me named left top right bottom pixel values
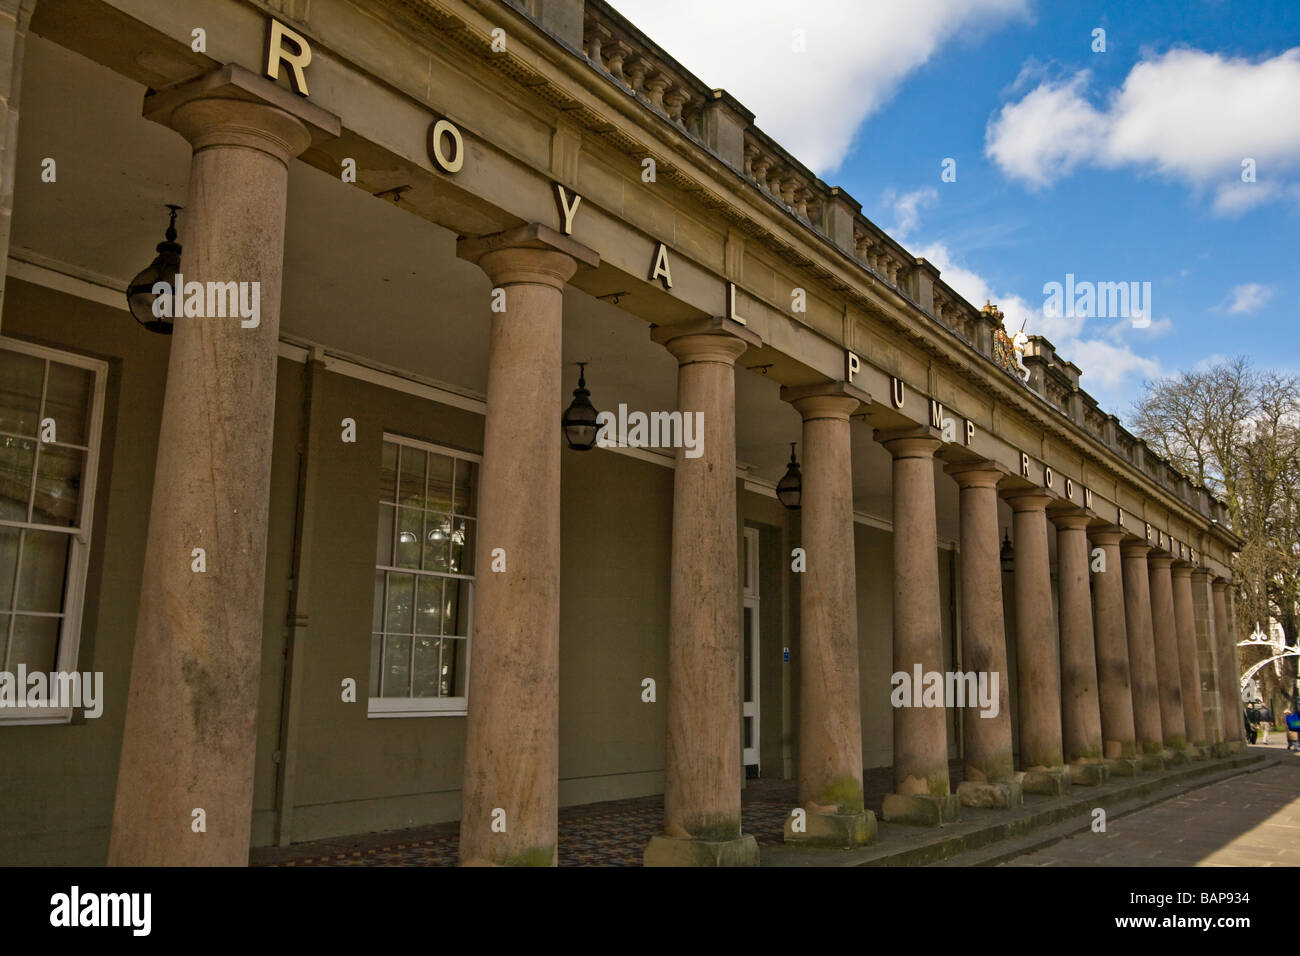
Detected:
left=456, top=224, right=598, bottom=866
left=1172, top=563, right=1208, bottom=754
left=645, top=316, right=762, bottom=867
left=1192, top=569, right=1224, bottom=752
left=945, top=464, right=1018, bottom=808
left=109, top=66, right=339, bottom=866
left=1090, top=528, right=1139, bottom=774
left=1121, top=542, right=1165, bottom=769
left=1051, top=512, right=1106, bottom=784
left=1213, top=578, right=1243, bottom=751
left=1148, top=554, right=1189, bottom=759
left=1003, top=491, right=1070, bottom=794
left=779, top=383, right=875, bottom=846
left=877, top=428, right=958, bottom=824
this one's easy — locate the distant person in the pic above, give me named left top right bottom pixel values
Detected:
left=1245, top=706, right=1258, bottom=744
left=1285, top=707, right=1300, bottom=753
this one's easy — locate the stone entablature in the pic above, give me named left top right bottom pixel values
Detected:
left=61, top=0, right=1233, bottom=564
left=563, top=0, right=1231, bottom=536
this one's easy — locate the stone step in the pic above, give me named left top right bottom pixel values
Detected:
left=760, top=752, right=1268, bottom=867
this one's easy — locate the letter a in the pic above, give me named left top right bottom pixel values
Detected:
left=791, top=547, right=806, bottom=572
left=649, top=242, right=673, bottom=289
left=491, top=548, right=506, bottom=573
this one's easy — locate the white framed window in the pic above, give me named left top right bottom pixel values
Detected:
left=369, top=433, right=478, bottom=717
left=0, top=336, right=107, bottom=725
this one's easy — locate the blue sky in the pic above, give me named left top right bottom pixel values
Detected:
left=610, top=0, right=1300, bottom=424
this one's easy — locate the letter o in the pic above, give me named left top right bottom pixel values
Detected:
left=428, top=118, right=464, bottom=174
left=1044, top=466, right=1054, bottom=489
left=1065, top=477, right=1074, bottom=498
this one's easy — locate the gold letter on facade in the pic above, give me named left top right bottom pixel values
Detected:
left=265, top=18, right=312, bottom=96
left=554, top=184, right=582, bottom=235
left=427, top=119, right=464, bottom=174
left=649, top=242, right=673, bottom=289
left=890, top=377, right=905, bottom=408
left=727, top=282, right=746, bottom=325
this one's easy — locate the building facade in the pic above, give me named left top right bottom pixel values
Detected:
left=0, top=0, right=1245, bottom=866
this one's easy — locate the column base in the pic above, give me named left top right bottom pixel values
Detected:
left=1021, top=767, right=1072, bottom=796
left=1189, top=744, right=1210, bottom=761
left=881, top=792, right=959, bottom=826
left=1104, top=757, right=1140, bottom=777
left=1163, top=747, right=1190, bottom=766
left=783, top=809, right=877, bottom=847
left=1138, top=753, right=1166, bottom=772
left=1210, top=741, right=1233, bottom=758
left=956, top=779, right=1023, bottom=809
left=644, top=833, right=760, bottom=867
left=1224, top=740, right=1248, bottom=755
left=1068, top=761, right=1108, bottom=786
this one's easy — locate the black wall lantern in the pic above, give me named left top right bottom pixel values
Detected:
left=776, top=442, right=801, bottom=510
left=1000, top=528, right=1014, bottom=573
left=126, top=204, right=183, bottom=334
left=561, top=362, right=600, bottom=451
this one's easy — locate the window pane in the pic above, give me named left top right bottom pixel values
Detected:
left=33, top=445, right=84, bottom=527
left=381, top=633, right=411, bottom=697
left=372, top=571, right=384, bottom=632
left=368, top=634, right=382, bottom=697
left=412, top=636, right=440, bottom=697
left=427, top=453, right=453, bottom=512
left=16, top=529, right=70, bottom=613
left=453, top=459, right=477, bottom=516
left=0, top=351, right=43, bottom=437
left=0, top=527, right=17, bottom=611
left=423, top=512, right=451, bottom=572
left=379, top=441, right=397, bottom=503
left=0, top=437, right=35, bottom=521
left=441, top=636, right=466, bottom=698
left=10, top=614, right=59, bottom=673
left=449, top=517, right=474, bottom=575
left=397, top=445, right=426, bottom=509
left=395, top=507, right=422, bottom=569
left=385, top=572, right=414, bottom=634
left=44, top=362, right=93, bottom=447
left=376, top=504, right=395, bottom=566
left=444, top=578, right=470, bottom=637
left=416, top=576, right=443, bottom=635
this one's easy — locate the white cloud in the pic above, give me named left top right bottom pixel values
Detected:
left=1066, top=339, right=1161, bottom=393
left=984, top=73, right=1106, bottom=190
left=986, top=48, right=1300, bottom=211
left=608, top=0, right=1031, bottom=175
left=916, top=241, right=1160, bottom=410
left=1106, top=314, right=1174, bottom=341
left=883, top=187, right=938, bottom=238
left=1219, top=282, right=1274, bottom=314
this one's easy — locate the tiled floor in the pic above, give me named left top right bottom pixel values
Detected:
left=253, top=762, right=965, bottom=866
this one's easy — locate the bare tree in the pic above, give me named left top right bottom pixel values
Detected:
left=1131, top=358, right=1300, bottom=711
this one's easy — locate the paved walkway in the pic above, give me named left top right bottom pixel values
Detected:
left=1001, top=746, right=1300, bottom=867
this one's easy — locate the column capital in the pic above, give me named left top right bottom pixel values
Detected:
left=944, top=460, right=1009, bottom=488
left=1049, top=509, right=1092, bottom=531
left=874, top=425, right=941, bottom=458
left=650, top=316, right=762, bottom=365
left=1148, top=553, right=1175, bottom=570
left=1086, top=523, right=1125, bottom=546
left=1002, top=488, right=1055, bottom=513
left=779, top=380, right=870, bottom=421
left=1120, top=540, right=1153, bottom=558
left=1190, top=567, right=1215, bottom=582
left=145, top=63, right=340, bottom=163
left=1170, top=563, right=1194, bottom=578
left=1212, top=577, right=1230, bottom=592
left=458, top=222, right=599, bottom=290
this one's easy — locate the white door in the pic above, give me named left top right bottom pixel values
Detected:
left=742, top=528, right=760, bottom=772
